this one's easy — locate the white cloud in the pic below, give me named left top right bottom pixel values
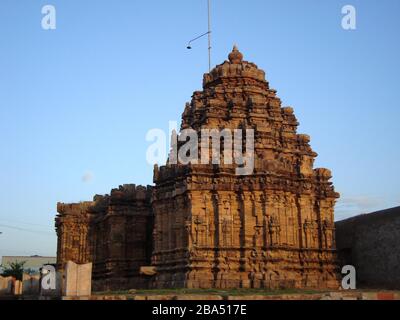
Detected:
left=334, top=195, right=386, bottom=221
left=337, top=195, right=383, bottom=211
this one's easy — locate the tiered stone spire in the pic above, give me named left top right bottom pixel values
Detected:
left=152, top=46, right=340, bottom=289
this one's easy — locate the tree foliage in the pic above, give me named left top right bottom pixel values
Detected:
left=1, top=261, right=26, bottom=280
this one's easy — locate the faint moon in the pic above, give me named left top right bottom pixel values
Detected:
left=82, top=171, right=94, bottom=183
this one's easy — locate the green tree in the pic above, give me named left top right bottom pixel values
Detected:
left=1, top=261, right=26, bottom=280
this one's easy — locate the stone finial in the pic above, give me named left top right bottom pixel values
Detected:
left=228, top=45, right=243, bottom=64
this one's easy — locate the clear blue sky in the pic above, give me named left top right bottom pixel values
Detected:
left=0, top=0, right=399, bottom=258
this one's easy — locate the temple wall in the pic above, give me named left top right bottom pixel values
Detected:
left=151, top=172, right=339, bottom=289
left=56, top=185, right=154, bottom=291
left=336, top=207, right=400, bottom=289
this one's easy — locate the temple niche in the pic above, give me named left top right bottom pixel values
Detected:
left=56, top=46, right=340, bottom=291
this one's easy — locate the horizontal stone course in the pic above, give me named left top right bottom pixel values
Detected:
left=58, top=290, right=400, bottom=300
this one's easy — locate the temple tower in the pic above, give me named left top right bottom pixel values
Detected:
left=151, top=47, right=340, bottom=289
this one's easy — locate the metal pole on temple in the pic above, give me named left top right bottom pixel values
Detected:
left=186, top=0, right=212, bottom=72
left=207, top=0, right=212, bottom=72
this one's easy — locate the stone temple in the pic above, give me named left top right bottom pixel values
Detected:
left=56, top=47, right=340, bottom=291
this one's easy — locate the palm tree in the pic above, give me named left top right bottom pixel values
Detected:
left=1, top=261, right=27, bottom=281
